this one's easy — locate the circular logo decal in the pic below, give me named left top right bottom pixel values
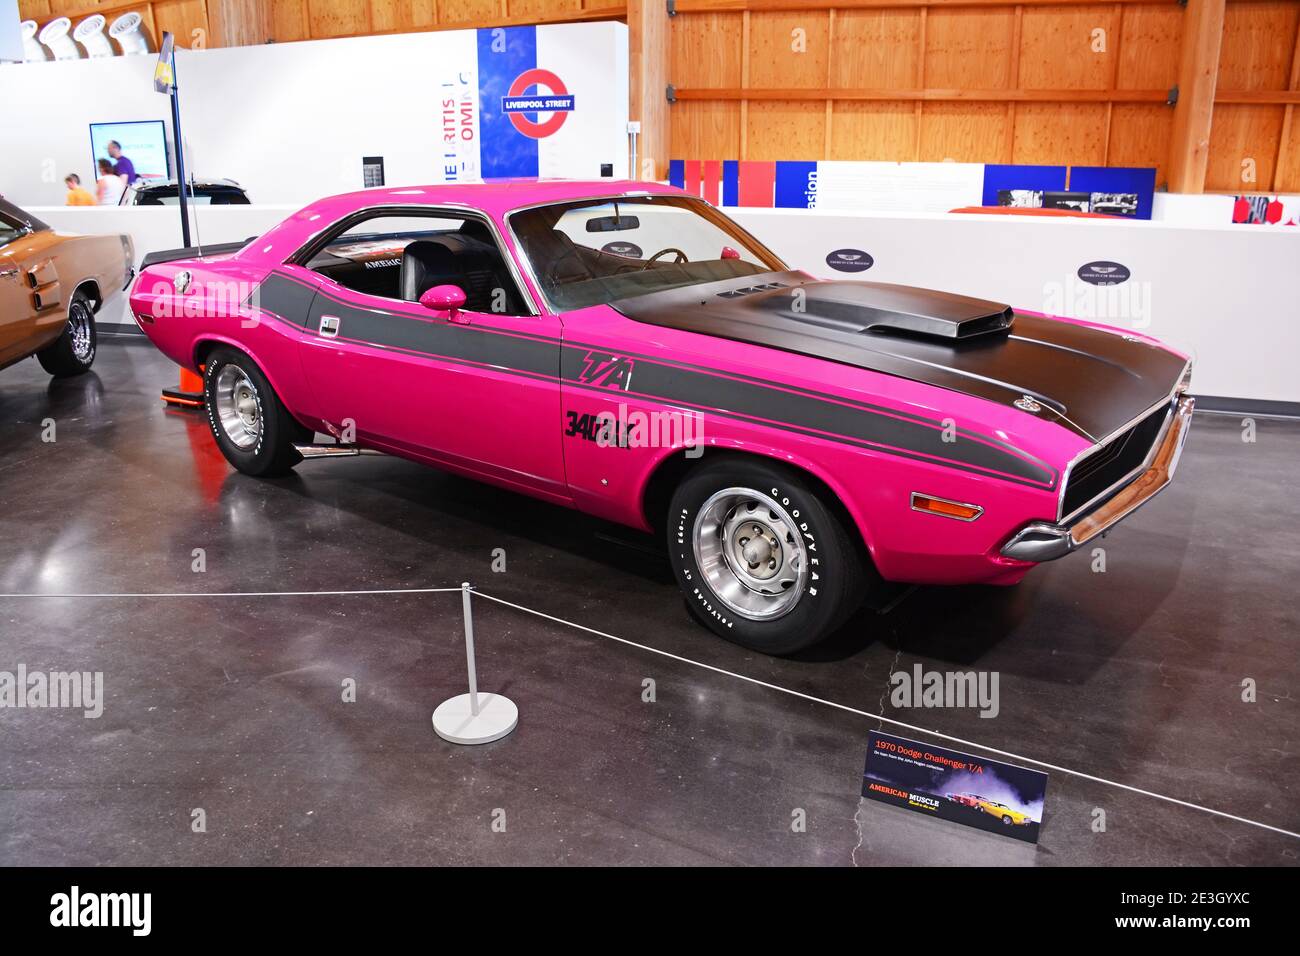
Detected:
left=1077, top=261, right=1131, bottom=286
left=601, top=241, right=642, bottom=258
left=506, top=68, right=572, bottom=139
left=825, top=248, right=874, bottom=273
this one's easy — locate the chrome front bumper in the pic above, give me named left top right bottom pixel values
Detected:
left=1001, top=395, right=1195, bottom=563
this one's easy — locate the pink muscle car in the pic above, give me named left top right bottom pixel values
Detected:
left=129, top=181, right=1193, bottom=654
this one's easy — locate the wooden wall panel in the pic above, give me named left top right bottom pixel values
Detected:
left=271, top=0, right=310, bottom=42
left=1212, top=2, right=1299, bottom=191
left=1218, top=1, right=1299, bottom=90
left=306, top=0, right=369, bottom=38
left=441, top=0, right=502, bottom=25
left=1277, top=105, right=1300, bottom=189
left=207, top=0, right=269, bottom=46
left=670, top=101, right=742, bottom=160
left=1205, top=103, right=1286, bottom=189
left=1017, top=5, right=1117, bottom=90
left=17, top=0, right=52, bottom=19
left=1108, top=103, right=1174, bottom=178
left=665, top=2, right=1300, bottom=193
left=747, top=11, right=830, bottom=89
left=20, top=0, right=619, bottom=47
left=830, top=9, right=922, bottom=88
left=1116, top=4, right=1183, bottom=89
left=512, top=0, right=585, bottom=19
left=1013, top=102, right=1110, bottom=164
left=746, top=100, right=826, bottom=159
left=919, top=102, right=1009, bottom=161
left=670, top=12, right=744, bottom=87
left=511, top=0, right=585, bottom=20
left=368, top=0, right=409, bottom=33
left=408, top=0, right=437, bottom=29
left=154, top=0, right=212, bottom=47
left=924, top=8, right=1016, bottom=89
left=830, top=101, right=917, bottom=159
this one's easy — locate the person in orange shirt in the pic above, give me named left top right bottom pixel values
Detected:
left=64, top=174, right=96, bottom=206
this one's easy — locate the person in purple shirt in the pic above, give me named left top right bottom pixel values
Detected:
left=106, top=141, right=138, bottom=184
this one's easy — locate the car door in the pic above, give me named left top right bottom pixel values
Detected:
left=292, top=207, right=568, bottom=502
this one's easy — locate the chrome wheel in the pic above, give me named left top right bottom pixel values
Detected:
left=692, top=487, right=808, bottom=621
left=68, top=301, right=94, bottom=364
left=214, top=365, right=262, bottom=450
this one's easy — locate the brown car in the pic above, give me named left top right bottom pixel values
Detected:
left=0, top=197, right=133, bottom=377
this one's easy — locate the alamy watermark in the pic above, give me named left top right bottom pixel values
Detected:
left=0, top=665, right=103, bottom=718
left=890, top=664, right=1000, bottom=718
left=589, top=403, right=705, bottom=458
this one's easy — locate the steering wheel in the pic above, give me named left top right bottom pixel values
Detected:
left=641, top=247, right=688, bottom=270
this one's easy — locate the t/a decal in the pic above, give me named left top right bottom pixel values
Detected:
left=577, top=351, right=635, bottom=391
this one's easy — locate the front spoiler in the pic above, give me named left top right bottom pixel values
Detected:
left=1001, top=395, right=1195, bottom=563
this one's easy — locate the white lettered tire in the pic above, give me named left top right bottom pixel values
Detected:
left=666, top=457, right=866, bottom=655
left=203, top=346, right=310, bottom=477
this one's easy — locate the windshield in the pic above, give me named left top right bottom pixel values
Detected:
left=508, top=195, right=785, bottom=311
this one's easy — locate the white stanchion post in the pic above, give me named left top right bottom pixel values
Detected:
left=431, top=582, right=518, bottom=745
left=463, top=581, right=480, bottom=717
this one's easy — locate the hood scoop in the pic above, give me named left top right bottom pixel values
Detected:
left=761, top=281, right=1014, bottom=341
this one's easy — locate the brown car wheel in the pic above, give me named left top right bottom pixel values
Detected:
left=36, top=290, right=97, bottom=378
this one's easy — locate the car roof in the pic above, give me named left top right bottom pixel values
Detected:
left=132, top=178, right=244, bottom=190
left=239, top=180, right=689, bottom=265
left=0, top=196, right=48, bottom=232
left=307, top=179, right=682, bottom=217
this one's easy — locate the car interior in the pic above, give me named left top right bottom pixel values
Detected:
left=304, top=216, right=531, bottom=316
left=511, top=201, right=776, bottom=311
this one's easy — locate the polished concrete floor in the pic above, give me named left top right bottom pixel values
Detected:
left=1, top=336, right=1297, bottom=866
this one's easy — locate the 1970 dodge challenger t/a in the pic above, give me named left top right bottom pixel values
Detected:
left=129, top=182, right=1193, bottom=654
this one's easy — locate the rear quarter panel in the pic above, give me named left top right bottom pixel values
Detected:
left=130, top=260, right=325, bottom=427
left=2, top=230, right=128, bottom=361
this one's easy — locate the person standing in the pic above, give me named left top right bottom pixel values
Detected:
left=95, top=159, right=126, bottom=205
left=106, top=140, right=138, bottom=184
left=64, top=174, right=96, bottom=206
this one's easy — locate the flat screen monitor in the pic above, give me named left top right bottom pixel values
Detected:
left=89, top=120, right=169, bottom=183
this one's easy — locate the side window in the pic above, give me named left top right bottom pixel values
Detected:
left=0, top=214, right=26, bottom=249
left=304, top=211, right=530, bottom=316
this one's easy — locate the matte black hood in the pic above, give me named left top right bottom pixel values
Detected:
left=610, top=272, right=1188, bottom=442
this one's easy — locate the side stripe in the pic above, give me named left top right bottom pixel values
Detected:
left=253, top=270, right=1058, bottom=490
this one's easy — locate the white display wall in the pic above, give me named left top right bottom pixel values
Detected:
left=0, top=20, right=629, bottom=207
left=730, top=208, right=1299, bottom=405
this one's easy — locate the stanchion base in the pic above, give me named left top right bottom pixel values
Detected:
left=432, top=693, right=518, bottom=745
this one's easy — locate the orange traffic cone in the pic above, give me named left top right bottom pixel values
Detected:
left=162, top=366, right=205, bottom=409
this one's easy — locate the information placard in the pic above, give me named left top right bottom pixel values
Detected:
left=862, top=731, right=1048, bottom=844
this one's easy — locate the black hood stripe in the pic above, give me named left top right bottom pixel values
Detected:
left=610, top=272, right=1188, bottom=442
left=252, top=270, right=1057, bottom=489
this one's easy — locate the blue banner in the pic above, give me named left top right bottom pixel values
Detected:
left=476, top=26, right=539, bottom=179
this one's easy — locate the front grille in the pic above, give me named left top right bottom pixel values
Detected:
left=1061, top=403, right=1171, bottom=520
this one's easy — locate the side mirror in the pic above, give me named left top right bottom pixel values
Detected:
left=419, top=284, right=467, bottom=319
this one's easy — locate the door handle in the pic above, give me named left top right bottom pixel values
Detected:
left=0, top=268, right=18, bottom=279
left=319, top=315, right=340, bottom=338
